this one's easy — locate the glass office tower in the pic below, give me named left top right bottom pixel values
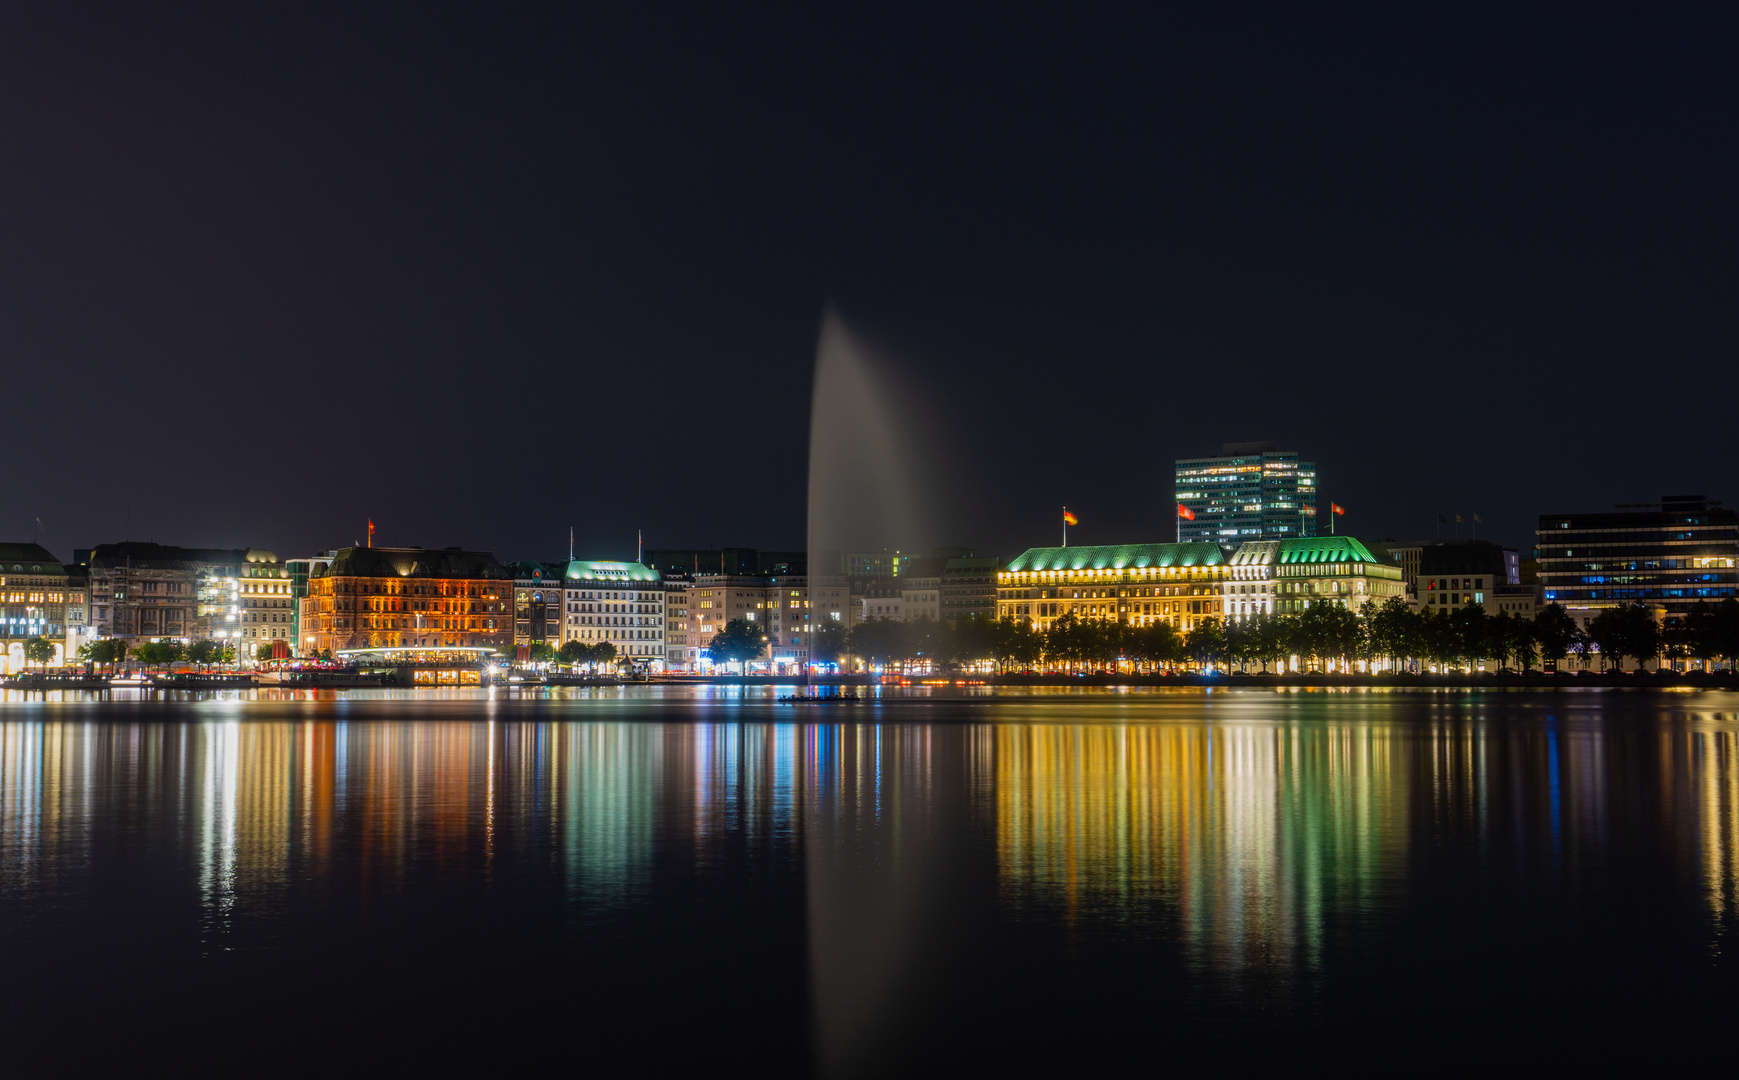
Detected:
left=1174, top=442, right=1317, bottom=545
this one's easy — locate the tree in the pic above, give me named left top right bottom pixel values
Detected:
left=131, top=641, right=185, bottom=668
left=848, top=618, right=907, bottom=671
left=253, top=643, right=276, bottom=663
left=558, top=640, right=592, bottom=667
left=707, top=617, right=766, bottom=670
left=1369, top=597, right=1419, bottom=671
left=1588, top=604, right=1662, bottom=672
left=78, top=638, right=128, bottom=668
left=1711, top=599, right=1739, bottom=670
left=1531, top=604, right=1579, bottom=671
left=22, top=636, right=55, bottom=670
left=1185, top=617, right=1227, bottom=670
left=589, top=641, right=617, bottom=669
left=810, top=619, right=849, bottom=667
left=187, top=640, right=224, bottom=666
left=527, top=642, right=557, bottom=664
left=1450, top=604, right=1493, bottom=670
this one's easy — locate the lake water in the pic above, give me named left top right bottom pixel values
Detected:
left=2, top=686, right=1737, bottom=1075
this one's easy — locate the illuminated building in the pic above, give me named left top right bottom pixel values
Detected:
left=1392, top=540, right=1520, bottom=615
left=1223, top=540, right=1278, bottom=620
left=560, top=559, right=665, bottom=667
left=300, top=546, right=513, bottom=656
left=0, top=542, right=79, bottom=671
left=684, top=572, right=849, bottom=671
left=1174, top=441, right=1317, bottom=544
left=510, top=560, right=567, bottom=652
left=997, top=542, right=1229, bottom=633
left=237, top=550, right=294, bottom=652
left=1537, top=495, right=1739, bottom=624
left=663, top=582, right=691, bottom=669
left=285, top=551, right=337, bottom=654
left=1266, top=536, right=1406, bottom=614
left=84, top=542, right=247, bottom=643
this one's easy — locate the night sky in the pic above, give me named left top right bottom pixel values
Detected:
left=5, top=5, right=1736, bottom=564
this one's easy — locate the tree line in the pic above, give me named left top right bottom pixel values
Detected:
left=782, top=598, right=1739, bottom=674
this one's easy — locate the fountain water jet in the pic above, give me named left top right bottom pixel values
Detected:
left=804, top=308, right=954, bottom=1077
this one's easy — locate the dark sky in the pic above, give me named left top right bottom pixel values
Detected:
left=5, top=5, right=1736, bottom=563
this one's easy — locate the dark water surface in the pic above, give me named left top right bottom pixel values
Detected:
left=3, top=686, right=1738, bottom=1075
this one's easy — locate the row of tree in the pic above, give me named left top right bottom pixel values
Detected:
left=523, top=639, right=619, bottom=670
left=745, top=597, right=1739, bottom=673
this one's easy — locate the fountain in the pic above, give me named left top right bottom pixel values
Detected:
left=804, top=308, right=950, bottom=1076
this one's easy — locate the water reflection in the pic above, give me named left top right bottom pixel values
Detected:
left=1, top=695, right=1738, bottom=1073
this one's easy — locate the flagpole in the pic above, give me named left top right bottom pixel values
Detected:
left=1062, top=507, right=1067, bottom=547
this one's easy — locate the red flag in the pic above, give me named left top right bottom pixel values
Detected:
left=1331, top=503, right=1346, bottom=516
left=1177, top=503, right=1195, bottom=521
left=1063, top=510, right=1079, bottom=526
left=367, top=520, right=375, bottom=548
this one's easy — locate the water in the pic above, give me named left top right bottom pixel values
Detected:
left=2, top=687, right=1738, bottom=1075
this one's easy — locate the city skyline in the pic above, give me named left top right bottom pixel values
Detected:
left=5, top=7, right=1737, bottom=561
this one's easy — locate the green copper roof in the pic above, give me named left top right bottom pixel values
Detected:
left=1006, top=542, right=1226, bottom=572
left=1274, top=536, right=1383, bottom=565
left=564, top=559, right=661, bottom=583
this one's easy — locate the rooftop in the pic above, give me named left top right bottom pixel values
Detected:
left=314, top=546, right=509, bottom=580
left=0, top=542, right=66, bottom=575
left=1006, top=543, right=1227, bottom=572
left=564, top=559, right=661, bottom=583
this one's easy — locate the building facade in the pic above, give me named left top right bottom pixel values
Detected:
left=1175, top=442, right=1317, bottom=545
left=941, top=557, right=1002, bottom=623
left=998, top=543, right=1230, bottom=633
left=300, top=546, right=513, bottom=656
left=1537, top=495, right=1739, bottom=625
left=1414, top=540, right=1516, bottom=616
left=560, top=559, right=665, bottom=667
left=664, top=581, right=691, bottom=669
left=0, top=542, right=79, bottom=671
left=286, top=550, right=337, bottom=655
left=511, top=561, right=567, bottom=653
left=897, top=556, right=944, bottom=622
left=237, top=549, right=294, bottom=655
left=1223, top=540, right=1279, bottom=620
left=1269, top=537, right=1406, bottom=614
left=85, top=543, right=203, bottom=642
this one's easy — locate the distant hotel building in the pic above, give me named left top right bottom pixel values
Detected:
left=560, top=559, right=666, bottom=666
left=997, top=537, right=1402, bottom=632
left=300, top=546, right=513, bottom=656
left=997, top=542, right=1229, bottom=633
left=1175, top=442, right=1316, bottom=544
left=1537, top=494, right=1739, bottom=624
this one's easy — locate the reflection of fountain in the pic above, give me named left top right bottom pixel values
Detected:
left=805, top=310, right=946, bottom=1076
